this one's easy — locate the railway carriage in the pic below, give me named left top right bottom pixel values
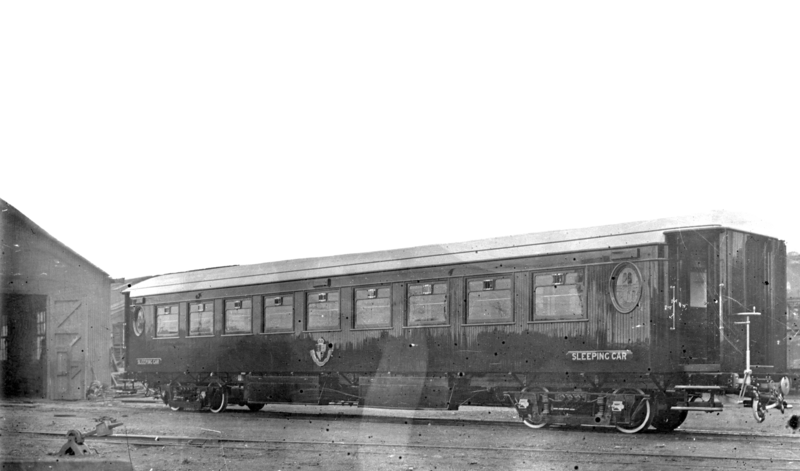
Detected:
left=786, top=253, right=800, bottom=377
left=124, top=214, right=793, bottom=433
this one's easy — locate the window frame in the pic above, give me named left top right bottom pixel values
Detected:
left=188, top=300, right=215, bottom=337
left=154, top=303, right=180, bottom=338
left=262, top=294, right=295, bottom=334
left=131, top=305, right=145, bottom=337
left=305, top=289, right=342, bottom=332
left=223, top=297, right=253, bottom=336
left=688, top=269, right=707, bottom=309
left=1, top=322, right=7, bottom=362
left=353, top=285, right=392, bottom=330
left=530, top=267, right=588, bottom=323
left=464, top=275, right=515, bottom=326
left=405, top=280, right=450, bottom=328
left=609, top=262, right=644, bottom=313
left=35, top=310, right=46, bottom=360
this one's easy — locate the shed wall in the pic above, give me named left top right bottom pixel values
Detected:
left=1, top=204, right=111, bottom=400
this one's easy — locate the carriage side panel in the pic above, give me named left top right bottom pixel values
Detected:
left=126, top=245, right=663, bottom=380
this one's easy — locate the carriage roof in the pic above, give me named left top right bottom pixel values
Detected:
left=126, top=213, right=774, bottom=297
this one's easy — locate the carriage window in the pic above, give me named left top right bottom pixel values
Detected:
left=264, top=295, right=294, bottom=333
left=224, top=298, right=252, bottom=334
left=0, top=323, right=7, bottom=362
left=467, top=277, right=513, bottom=324
left=156, top=304, right=179, bottom=337
left=355, top=287, right=391, bottom=329
left=307, top=291, right=340, bottom=330
left=189, top=301, right=214, bottom=336
left=689, top=270, right=707, bottom=308
left=533, top=271, right=585, bottom=321
left=407, top=282, right=448, bottom=326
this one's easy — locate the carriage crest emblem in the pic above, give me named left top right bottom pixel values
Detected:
left=310, top=337, right=334, bottom=366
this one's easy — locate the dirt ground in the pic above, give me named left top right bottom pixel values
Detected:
left=2, top=395, right=800, bottom=471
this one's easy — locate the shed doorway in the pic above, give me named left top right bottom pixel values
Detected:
left=0, top=294, right=47, bottom=398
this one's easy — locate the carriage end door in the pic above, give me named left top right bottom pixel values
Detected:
left=673, top=232, right=720, bottom=368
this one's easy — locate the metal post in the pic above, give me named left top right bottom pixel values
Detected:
left=735, top=308, right=761, bottom=399
left=745, top=318, right=750, bottom=372
left=718, top=283, right=724, bottom=339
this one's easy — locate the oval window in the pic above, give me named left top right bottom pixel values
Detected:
left=610, top=263, right=642, bottom=314
left=132, top=306, right=145, bottom=336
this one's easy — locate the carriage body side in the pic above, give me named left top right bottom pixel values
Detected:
left=123, top=216, right=790, bottom=431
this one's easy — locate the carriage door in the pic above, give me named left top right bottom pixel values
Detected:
left=671, top=231, right=720, bottom=368
left=741, top=234, right=771, bottom=368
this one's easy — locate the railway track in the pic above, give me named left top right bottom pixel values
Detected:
left=7, top=400, right=800, bottom=470
left=120, top=399, right=800, bottom=434
left=13, top=427, right=800, bottom=470
left=119, top=402, right=800, bottom=444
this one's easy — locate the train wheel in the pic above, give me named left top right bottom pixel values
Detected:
left=752, top=397, right=766, bottom=423
left=166, top=384, right=183, bottom=411
left=209, top=386, right=228, bottom=414
left=650, top=393, right=687, bottom=432
left=520, top=387, right=549, bottom=429
left=247, top=403, right=265, bottom=412
left=522, top=415, right=548, bottom=429
left=614, top=389, right=652, bottom=434
left=651, top=409, right=687, bottom=431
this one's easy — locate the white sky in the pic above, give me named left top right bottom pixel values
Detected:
left=2, top=2, right=799, bottom=279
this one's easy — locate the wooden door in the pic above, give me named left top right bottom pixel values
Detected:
left=52, top=300, right=85, bottom=400
left=743, top=235, right=771, bottom=367
left=673, top=232, right=720, bottom=367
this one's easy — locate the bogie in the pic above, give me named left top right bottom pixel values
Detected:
left=513, top=388, right=656, bottom=433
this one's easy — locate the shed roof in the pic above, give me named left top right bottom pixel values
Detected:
left=1, top=198, right=109, bottom=278
left=127, top=212, right=776, bottom=298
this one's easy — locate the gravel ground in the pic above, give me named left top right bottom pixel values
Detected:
left=2, top=394, right=799, bottom=471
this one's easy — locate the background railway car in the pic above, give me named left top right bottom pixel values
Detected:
left=786, top=252, right=800, bottom=388
left=124, top=214, right=792, bottom=433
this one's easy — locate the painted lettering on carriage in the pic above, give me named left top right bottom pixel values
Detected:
left=567, top=350, right=632, bottom=361
left=136, top=358, right=162, bottom=365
